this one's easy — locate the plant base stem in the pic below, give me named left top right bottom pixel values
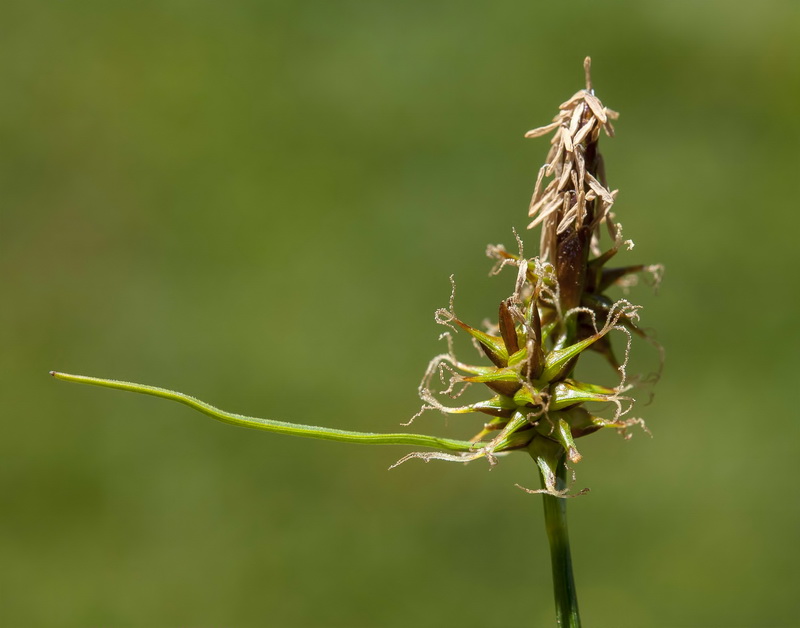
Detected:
left=540, top=454, right=581, bottom=627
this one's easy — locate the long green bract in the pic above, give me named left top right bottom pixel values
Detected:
left=50, top=372, right=476, bottom=452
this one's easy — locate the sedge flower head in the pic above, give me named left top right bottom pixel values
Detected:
left=396, top=59, right=662, bottom=496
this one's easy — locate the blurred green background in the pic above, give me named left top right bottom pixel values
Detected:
left=3, top=1, right=799, bottom=626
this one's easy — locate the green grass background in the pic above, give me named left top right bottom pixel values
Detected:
left=3, top=1, right=799, bottom=626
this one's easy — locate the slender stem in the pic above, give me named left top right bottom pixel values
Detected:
left=540, top=455, right=581, bottom=627
left=49, top=371, right=476, bottom=452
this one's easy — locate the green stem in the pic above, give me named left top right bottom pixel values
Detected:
left=49, top=371, right=476, bottom=453
left=540, top=454, right=581, bottom=627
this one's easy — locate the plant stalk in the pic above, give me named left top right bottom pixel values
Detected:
left=49, top=371, right=477, bottom=452
left=540, top=454, right=581, bottom=627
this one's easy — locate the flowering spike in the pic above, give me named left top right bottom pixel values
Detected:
left=407, top=59, right=660, bottom=495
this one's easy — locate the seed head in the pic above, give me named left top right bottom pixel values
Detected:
left=398, top=59, right=662, bottom=495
